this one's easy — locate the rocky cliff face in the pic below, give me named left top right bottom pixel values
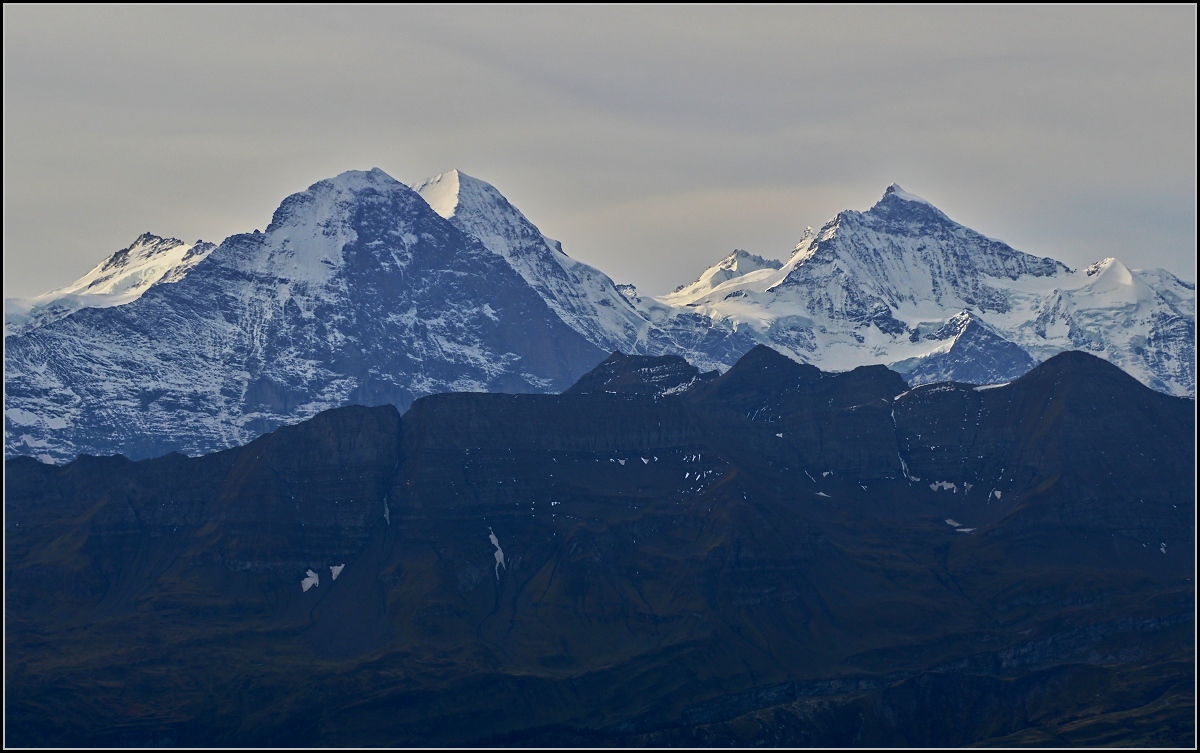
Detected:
left=6, top=348, right=1193, bottom=746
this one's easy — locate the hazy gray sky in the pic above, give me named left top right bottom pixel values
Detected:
left=4, top=5, right=1196, bottom=298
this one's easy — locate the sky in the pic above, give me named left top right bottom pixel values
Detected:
left=3, top=5, right=1196, bottom=299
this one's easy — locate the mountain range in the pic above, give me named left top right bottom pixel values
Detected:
left=5, top=347, right=1194, bottom=746
left=4, top=169, right=1194, bottom=463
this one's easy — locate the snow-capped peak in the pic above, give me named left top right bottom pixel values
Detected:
left=410, top=169, right=463, bottom=219
left=866, top=183, right=951, bottom=223
left=1085, top=257, right=1123, bottom=277
left=411, top=170, right=541, bottom=241
left=50, top=233, right=208, bottom=297
left=249, top=168, right=426, bottom=288
left=705, top=249, right=781, bottom=279
left=412, top=169, right=561, bottom=261
left=666, top=250, right=783, bottom=301
left=410, top=168, right=524, bottom=221
left=411, top=169, right=656, bottom=355
left=1071, top=257, right=1146, bottom=306
left=5, top=233, right=215, bottom=335
left=883, top=183, right=932, bottom=205
left=322, top=167, right=398, bottom=191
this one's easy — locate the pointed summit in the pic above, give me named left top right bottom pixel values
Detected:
left=868, top=183, right=950, bottom=222
left=410, top=169, right=464, bottom=219
left=320, top=167, right=401, bottom=193
left=883, top=183, right=933, bottom=205
left=411, top=169, right=670, bottom=356
left=889, top=310, right=1037, bottom=386
left=412, top=169, right=556, bottom=260
left=409, top=168, right=517, bottom=221
left=667, top=250, right=782, bottom=300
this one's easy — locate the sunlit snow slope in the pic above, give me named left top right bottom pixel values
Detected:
left=5, top=234, right=216, bottom=335
left=663, top=185, right=1195, bottom=394
left=411, top=170, right=758, bottom=372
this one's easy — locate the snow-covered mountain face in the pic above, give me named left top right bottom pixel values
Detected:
left=669, top=249, right=782, bottom=300
left=5, top=233, right=215, bottom=335
left=411, top=170, right=650, bottom=355
left=5, top=169, right=605, bottom=462
left=5, top=172, right=1193, bottom=464
left=411, top=170, right=758, bottom=372
left=665, top=185, right=1195, bottom=395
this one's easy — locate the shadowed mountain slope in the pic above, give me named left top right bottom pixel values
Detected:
left=5, top=348, right=1194, bottom=746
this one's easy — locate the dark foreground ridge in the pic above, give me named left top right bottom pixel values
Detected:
left=5, top=348, right=1195, bottom=746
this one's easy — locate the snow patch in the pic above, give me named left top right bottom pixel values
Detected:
left=5, top=408, right=41, bottom=426
left=488, top=528, right=506, bottom=580
left=884, top=183, right=935, bottom=206
left=301, top=569, right=319, bottom=592
left=660, top=377, right=698, bottom=396
left=973, top=382, right=1010, bottom=391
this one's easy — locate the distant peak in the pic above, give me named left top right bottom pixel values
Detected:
left=672, top=249, right=782, bottom=294
left=720, top=249, right=782, bottom=271
left=866, top=183, right=950, bottom=222
left=102, top=234, right=189, bottom=271
left=882, top=183, right=933, bottom=205
left=316, top=168, right=401, bottom=194
left=1084, top=257, right=1123, bottom=276
left=410, top=170, right=464, bottom=219
left=411, top=170, right=528, bottom=235
left=926, top=310, right=990, bottom=342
